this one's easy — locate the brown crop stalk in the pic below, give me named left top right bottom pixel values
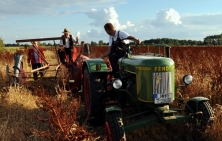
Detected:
left=32, top=84, right=94, bottom=141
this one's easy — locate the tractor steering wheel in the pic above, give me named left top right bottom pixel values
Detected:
left=129, top=42, right=139, bottom=52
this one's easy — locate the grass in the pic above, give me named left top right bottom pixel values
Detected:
left=0, top=84, right=49, bottom=141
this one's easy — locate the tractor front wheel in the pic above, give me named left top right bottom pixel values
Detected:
left=198, top=101, right=214, bottom=129
left=105, top=112, right=126, bottom=141
left=186, top=101, right=214, bottom=130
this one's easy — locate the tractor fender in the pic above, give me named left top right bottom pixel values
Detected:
left=82, top=58, right=109, bottom=73
left=187, top=96, right=209, bottom=103
left=105, top=106, right=122, bottom=113
left=185, top=96, right=209, bottom=113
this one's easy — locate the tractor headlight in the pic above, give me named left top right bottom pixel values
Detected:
left=112, top=79, right=122, bottom=89
left=183, top=74, right=193, bottom=85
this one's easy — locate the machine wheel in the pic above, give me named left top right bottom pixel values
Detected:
left=83, top=67, right=106, bottom=124
left=105, top=112, right=126, bottom=141
left=198, top=101, right=214, bottom=129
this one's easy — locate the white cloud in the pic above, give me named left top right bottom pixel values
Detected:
left=180, top=13, right=222, bottom=39
left=0, top=0, right=125, bottom=16
left=151, top=8, right=182, bottom=27
left=163, top=9, right=182, bottom=25
left=133, top=9, right=222, bottom=41
left=126, top=21, right=134, bottom=27
left=97, top=8, right=184, bottom=41
left=85, top=7, right=134, bottom=30
left=81, top=29, right=108, bottom=43
left=83, top=8, right=194, bottom=42
left=84, top=29, right=107, bottom=39
left=81, top=6, right=136, bottom=43
left=181, top=13, right=222, bottom=26
left=86, top=29, right=100, bottom=37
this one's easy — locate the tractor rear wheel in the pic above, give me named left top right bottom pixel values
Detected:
left=83, top=67, right=106, bottom=125
left=105, top=112, right=126, bottom=141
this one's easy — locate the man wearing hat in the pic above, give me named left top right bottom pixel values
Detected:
left=60, top=28, right=78, bottom=63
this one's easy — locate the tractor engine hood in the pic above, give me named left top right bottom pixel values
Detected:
left=119, top=55, right=175, bottom=104
left=119, top=55, right=174, bottom=73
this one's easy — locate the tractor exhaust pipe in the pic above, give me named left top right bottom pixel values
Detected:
left=165, top=45, right=171, bottom=58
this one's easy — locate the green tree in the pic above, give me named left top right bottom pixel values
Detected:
left=41, top=42, right=46, bottom=46
left=91, top=41, right=97, bottom=46
left=191, top=40, right=198, bottom=46
left=0, top=37, right=5, bottom=51
left=98, top=40, right=104, bottom=46
left=140, top=41, right=145, bottom=45
left=47, top=43, right=52, bottom=46
left=173, top=39, right=180, bottom=46
left=37, top=41, right=41, bottom=45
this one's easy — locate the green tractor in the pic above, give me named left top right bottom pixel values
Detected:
left=82, top=44, right=214, bottom=140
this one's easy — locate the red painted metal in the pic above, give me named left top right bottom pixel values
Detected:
left=105, top=122, right=112, bottom=141
left=84, top=71, right=90, bottom=115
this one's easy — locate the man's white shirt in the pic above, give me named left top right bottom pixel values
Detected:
left=60, top=35, right=76, bottom=48
left=109, top=30, right=129, bottom=46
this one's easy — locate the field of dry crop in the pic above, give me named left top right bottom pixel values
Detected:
left=0, top=46, right=222, bottom=141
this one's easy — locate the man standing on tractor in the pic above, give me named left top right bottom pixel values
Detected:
left=101, top=23, right=141, bottom=77
left=60, top=28, right=78, bottom=62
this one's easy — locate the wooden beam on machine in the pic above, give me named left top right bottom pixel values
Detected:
left=31, top=65, right=49, bottom=73
left=55, top=64, right=62, bottom=71
left=16, top=37, right=63, bottom=43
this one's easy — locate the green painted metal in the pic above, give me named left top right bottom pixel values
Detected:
left=83, top=58, right=109, bottom=73
left=165, top=115, right=193, bottom=123
left=157, top=106, right=193, bottom=122
left=105, top=106, right=122, bottom=113
left=124, top=105, right=194, bottom=132
left=123, top=111, right=150, bottom=119
left=124, top=114, right=160, bottom=132
left=186, top=96, right=209, bottom=113
left=119, top=55, right=175, bottom=102
left=119, top=55, right=174, bottom=68
left=187, top=96, right=209, bottom=102
left=124, top=112, right=193, bottom=132
left=118, top=89, right=141, bottom=111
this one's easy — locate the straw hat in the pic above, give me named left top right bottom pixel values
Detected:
left=62, top=28, right=70, bottom=33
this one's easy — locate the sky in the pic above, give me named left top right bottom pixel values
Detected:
left=1, top=0, right=222, bottom=44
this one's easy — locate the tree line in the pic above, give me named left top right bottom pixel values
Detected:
left=143, top=34, right=222, bottom=46
left=1, top=34, right=222, bottom=47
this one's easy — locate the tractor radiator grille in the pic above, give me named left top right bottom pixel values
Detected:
left=152, top=72, right=172, bottom=94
